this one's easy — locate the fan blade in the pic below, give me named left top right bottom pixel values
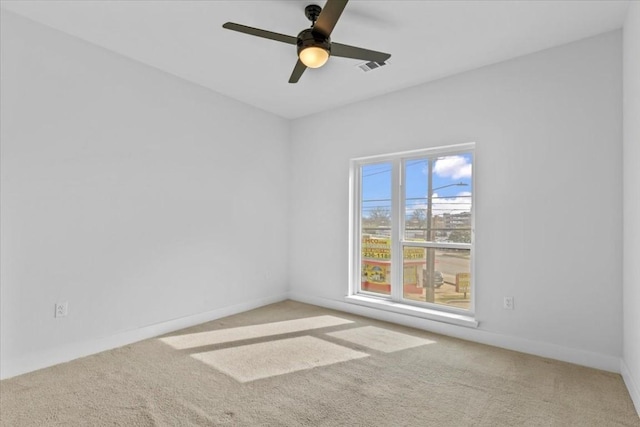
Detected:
left=289, top=59, right=307, bottom=84
left=222, top=22, right=297, bottom=45
left=331, top=43, right=391, bottom=63
left=314, top=0, right=348, bottom=37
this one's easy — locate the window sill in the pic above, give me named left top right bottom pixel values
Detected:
left=344, top=294, right=479, bottom=328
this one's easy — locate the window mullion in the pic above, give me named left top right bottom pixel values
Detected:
left=391, top=158, right=403, bottom=302
left=350, top=160, right=360, bottom=296
left=399, top=241, right=472, bottom=250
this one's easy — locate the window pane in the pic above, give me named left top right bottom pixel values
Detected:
left=361, top=162, right=392, bottom=296
left=404, top=154, right=473, bottom=242
left=403, top=247, right=471, bottom=310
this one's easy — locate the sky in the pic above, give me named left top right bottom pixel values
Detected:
left=361, top=153, right=473, bottom=218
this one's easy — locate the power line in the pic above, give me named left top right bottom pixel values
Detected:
left=361, top=160, right=426, bottom=177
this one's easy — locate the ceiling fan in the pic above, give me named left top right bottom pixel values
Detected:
left=222, top=0, right=391, bottom=83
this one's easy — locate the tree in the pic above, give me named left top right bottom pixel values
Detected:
left=409, top=209, right=427, bottom=228
left=364, top=207, right=390, bottom=228
left=448, top=229, right=471, bottom=243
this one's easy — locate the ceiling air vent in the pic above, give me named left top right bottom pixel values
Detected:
left=358, top=61, right=387, bottom=72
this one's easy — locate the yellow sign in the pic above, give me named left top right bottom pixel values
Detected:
left=456, top=273, right=470, bottom=293
left=403, top=265, right=417, bottom=285
left=403, top=249, right=425, bottom=260
left=362, top=263, right=390, bottom=284
left=361, top=236, right=425, bottom=261
left=363, top=247, right=391, bottom=259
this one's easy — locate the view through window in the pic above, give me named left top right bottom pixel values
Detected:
left=355, top=145, right=474, bottom=312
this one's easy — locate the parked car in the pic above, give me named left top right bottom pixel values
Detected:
left=422, top=270, right=445, bottom=288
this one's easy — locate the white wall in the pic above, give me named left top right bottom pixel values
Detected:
left=622, top=1, right=640, bottom=414
left=289, top=31, right=623, bottom=371
left=0, top=11, right=290, bottom=379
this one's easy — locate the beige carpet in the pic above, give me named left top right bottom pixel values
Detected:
left=1, top=300, right=638, bottom=426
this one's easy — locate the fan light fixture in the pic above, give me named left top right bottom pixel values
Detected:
left=222, top=1, right=392, bottom=83
left=296, top=28, right=331, bottom=70
left=299, top=46, right=330, bottom=68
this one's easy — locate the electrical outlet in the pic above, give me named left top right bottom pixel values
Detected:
left=55, top=302, right=68, bottom=318
left=503, top=296, right=514, bottom=310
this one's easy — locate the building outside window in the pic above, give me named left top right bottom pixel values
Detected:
left=350, top=143, right=474, bottom=315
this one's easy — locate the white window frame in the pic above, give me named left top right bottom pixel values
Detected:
left=347, top=142, right=477, bottom=328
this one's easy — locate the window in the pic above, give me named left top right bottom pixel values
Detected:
left=350, top=143, right=475, bottom=318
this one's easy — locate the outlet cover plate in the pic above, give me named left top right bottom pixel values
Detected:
left=503, top=296, right=514, bottom=310
left=55, top=302, right=68, bottom=318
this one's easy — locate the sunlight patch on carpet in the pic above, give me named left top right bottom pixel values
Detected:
left=191, top=336, right=369, bottom=382
left=326, top=326, right=436, bottom=353
left=160, top=315, right=353, bottom=349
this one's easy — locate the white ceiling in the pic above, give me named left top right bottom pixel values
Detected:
left=0, top=0, right=631, bottom=119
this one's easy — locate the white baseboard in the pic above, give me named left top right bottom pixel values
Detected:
left=289, top=292, right=622, bottom=373
left=0, top=293, right=288, bottom=380
left=621, top=359, right=640, bottom=417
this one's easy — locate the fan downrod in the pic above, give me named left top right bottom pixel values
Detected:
left=304, top=4, right=322, bottom=25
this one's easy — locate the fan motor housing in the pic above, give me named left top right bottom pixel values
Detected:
left=304, top=4, right=322, bottom=23
left=296, top=28, right=331, bottom=56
